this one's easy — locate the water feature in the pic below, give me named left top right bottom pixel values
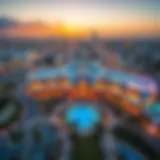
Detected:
left=66, top=103, right=101, bottom=135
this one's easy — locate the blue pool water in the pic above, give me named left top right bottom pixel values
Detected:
left=116, top=142, right=145, bottom=160
left=66, top=103, right=101, bottom=132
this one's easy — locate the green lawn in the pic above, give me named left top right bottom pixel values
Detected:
left=71, top=127, right=103, bottom=160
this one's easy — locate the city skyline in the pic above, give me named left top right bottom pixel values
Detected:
left=0, top=0, right=159, bottom=38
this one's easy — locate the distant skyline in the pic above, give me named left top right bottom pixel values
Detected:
left=0, top=0, right=159, bottom=38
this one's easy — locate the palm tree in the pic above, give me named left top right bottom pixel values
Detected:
left=0, top=97, right=22, bottom=130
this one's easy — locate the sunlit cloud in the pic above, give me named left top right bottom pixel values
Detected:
left=0, top=0, right=158, bottom=38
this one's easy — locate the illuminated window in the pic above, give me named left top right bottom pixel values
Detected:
left=31, top=81, right=43, bottom=91
left=61, top=78, right=71, bottom=88
left=47, top=79, right=57, bottom=88
left=111, top=83, right=123, bottom=95
left=95, top=79, right=104, bottom=90
left=126, top=89, right=140, bottom=105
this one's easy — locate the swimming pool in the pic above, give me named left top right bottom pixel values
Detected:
left=66, top=103, right=101, bottom=134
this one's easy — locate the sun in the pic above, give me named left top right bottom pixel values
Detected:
left=64, top=23, right=77, bottom=33
left=56, top=17, right=92, bottom=37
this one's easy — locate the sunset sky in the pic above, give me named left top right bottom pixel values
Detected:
left=0, top=0, right=159, bottom=38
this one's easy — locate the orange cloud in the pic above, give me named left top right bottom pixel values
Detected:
left=0, top=22, right=158, bottom=38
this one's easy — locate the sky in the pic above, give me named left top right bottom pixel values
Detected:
left=0, top=0, right=159, bottom=38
